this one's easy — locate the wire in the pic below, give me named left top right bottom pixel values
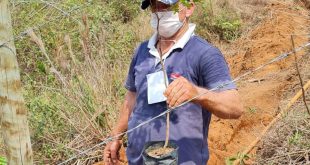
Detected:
left=0, top=1, right=88, bottom=50
left=0, top=44, right=15, bottom=55
left=58, top=41, right=310, bottom=165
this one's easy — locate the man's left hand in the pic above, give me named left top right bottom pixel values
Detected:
left=164, top=76, right=199, bottom=108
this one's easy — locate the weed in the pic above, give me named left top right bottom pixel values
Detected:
left=10, top=0, right=141, bottom=162
left=0, top=156, right=6, bottom=165
left=213, top=13, right=241, bottom=40
left=192, top=0, right=242, bottom=41
left=8, top=0, right=245, bottom=163
left=288, top=130, right=302, bottom=145
left=226, top=152, right=250, bottom=165
left=247, top=107, right=257, bottom=114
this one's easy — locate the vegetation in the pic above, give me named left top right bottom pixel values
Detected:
left=192, top=0, right=242, bottom=41
left=226, top=152, right=250, bottom=165
left=11, top=0, right=143, bottom=163
left=255, top=54, right=310, bottom=164
left=0, top=156, right=6, bottom=165
left=3, top=0, right=244, bottom=163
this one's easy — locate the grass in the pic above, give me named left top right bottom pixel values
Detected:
left=3, top=0, right=256, bottom=163
left=10, top=0, right=143, bottom=163
left=255, top=54, right=310, bottom=164
left=225, top=152, right=250, bottom=165
left=0, top=156, right=6, bottom=165
left=192, top=0, right=242, bottom=41
left=288, top=130, right=303, bottom=145
left=247, top=107, right=257, bottom=114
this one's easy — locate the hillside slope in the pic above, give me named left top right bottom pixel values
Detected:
left=208, top=1, right=310, bottom=164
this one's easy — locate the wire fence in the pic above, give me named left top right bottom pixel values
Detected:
left=256, top=52, right=310, bottom=165
left=1, top=1, right=310, bottom=164
left=0, top=0, right=90, bottom=49
left=58, top=41, right=310, bottom=165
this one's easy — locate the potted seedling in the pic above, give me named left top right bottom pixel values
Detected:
left=142, top=141, right=179, bottom=165
left=142, top=1, right=201, bottom=163
left=142, top=3, right=178, bottom=164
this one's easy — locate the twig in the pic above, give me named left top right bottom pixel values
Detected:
left=233, top=79, right=310, bottom=165
left=264, top=150, right=310, bottom=161
left=151, top=0, right=170, bottom=149
left=154, top=11, right=170, bottom=149
left=209, top=0, right=214, bottom=18
left=59, top=41, right=310, bottom=164
left=27, top=29, right=67, bottom=87
left=291, top=35, right=310, bottom=115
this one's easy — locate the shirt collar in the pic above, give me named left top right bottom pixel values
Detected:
left=147, top=23, right=196, bottom=63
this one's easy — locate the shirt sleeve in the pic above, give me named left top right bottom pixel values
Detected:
left=124, top=45, right=140, bottom=92
left=200, top=47, right=236, bottom=91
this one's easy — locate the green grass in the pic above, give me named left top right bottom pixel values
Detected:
left=8, top=0, right=244, bottom=163
left=11, top=0, right=142, bottom=163
left=247, top=107, right=257, bottom=114
left=0, top=156, right=6, bottom=165
left=288, top=130, right=303, bottom=145
left=192, top=0, right=242, bottom=41
left=225, top=152, right=250, bottom=165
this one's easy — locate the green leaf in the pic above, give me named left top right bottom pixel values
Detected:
left=36, top=61, right=46, bottom=74
left=225, top=156, right=237, bottom=165
left=0, top=156, right=7, bottom=165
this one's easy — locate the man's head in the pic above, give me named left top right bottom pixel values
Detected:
left=142, top=0, right=195, bottom=38
left=142, top=0, right=195, bottom=15
left=141, top=0, right=178, bottom=10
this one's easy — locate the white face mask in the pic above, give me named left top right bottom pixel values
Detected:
left=150, top=11, right=185, bottom=38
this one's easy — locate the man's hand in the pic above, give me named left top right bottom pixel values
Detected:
left=104, top=140, right=122, bottom=165
left=164, top=76, right=199, bottom=108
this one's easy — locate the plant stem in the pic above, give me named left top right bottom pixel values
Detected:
left=158, top=53, right=170, bottom=148
left=290, top=35, right=310, bottom=115
left=209, top=0, right=214, bottom=18
left=154, top=10, right=170, bottom=148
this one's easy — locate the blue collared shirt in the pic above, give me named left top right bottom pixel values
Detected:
left=124, top=28, right=236, bottom=165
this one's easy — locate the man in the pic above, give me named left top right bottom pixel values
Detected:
left=104, top=0, right=244, bottom=164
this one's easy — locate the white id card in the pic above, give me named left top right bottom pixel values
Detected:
left=146, top=71, right=169, bottom=104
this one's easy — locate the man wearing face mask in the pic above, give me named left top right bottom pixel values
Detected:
left=103, top=0, right=244, bottom=164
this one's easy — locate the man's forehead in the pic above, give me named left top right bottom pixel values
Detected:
left=150, top=0, right=171, bottom=6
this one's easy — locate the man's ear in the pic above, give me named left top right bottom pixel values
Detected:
left=185, top=2, right=195, bottom=17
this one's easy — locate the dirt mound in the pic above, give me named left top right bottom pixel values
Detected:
left=255, top=54, right=310, bottom=165
left=227, top=2, right=309, bottom=77
left=208, top=1, right=309, bottom=164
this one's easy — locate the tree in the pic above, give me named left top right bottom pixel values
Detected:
left=0, top=0, right=33, bottom=164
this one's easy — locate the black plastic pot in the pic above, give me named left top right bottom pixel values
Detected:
left=142, top=141, right=179, bottom=165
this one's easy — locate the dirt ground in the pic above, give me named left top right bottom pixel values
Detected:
left=208, top=1, right=310, bottom=164
left=95, top=1, right=310, bottom=165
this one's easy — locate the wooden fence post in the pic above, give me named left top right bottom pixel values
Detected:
left=0, top=0, right=33, bottom=164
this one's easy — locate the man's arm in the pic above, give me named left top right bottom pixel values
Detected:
left=164, top=76, right=244, bottom=119
left=104, top=91, right=136, bottom=165
left=111, top=91, right=136, bottom=136
left=194, top=87, right=243, bottom=119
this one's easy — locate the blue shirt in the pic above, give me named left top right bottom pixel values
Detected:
left=124, top=35, right=236, bottom=165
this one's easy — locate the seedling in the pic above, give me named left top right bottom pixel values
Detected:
left=247, top=107, right=257, bottom=114
left=226, top=152, right=250, bottom=165
left=288, top=130, right=302, bottom=145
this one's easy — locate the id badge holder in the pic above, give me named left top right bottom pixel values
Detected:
left=146, top=71, right=169, bottom=104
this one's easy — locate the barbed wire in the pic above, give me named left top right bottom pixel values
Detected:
left=58, top=41, right=310, bottom=165
left=1, top=1, right=309, bottom=164
left=0, top=1, right=90, bottom=50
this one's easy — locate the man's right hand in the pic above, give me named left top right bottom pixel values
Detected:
left=104, top=140, right=122, bottom=165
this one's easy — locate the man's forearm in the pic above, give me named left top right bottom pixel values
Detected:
left=194, top=87, right=244, bottom=119
left=111, top=91, right=136, bottom=137
left=111, top=115, right=130, bottom=137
